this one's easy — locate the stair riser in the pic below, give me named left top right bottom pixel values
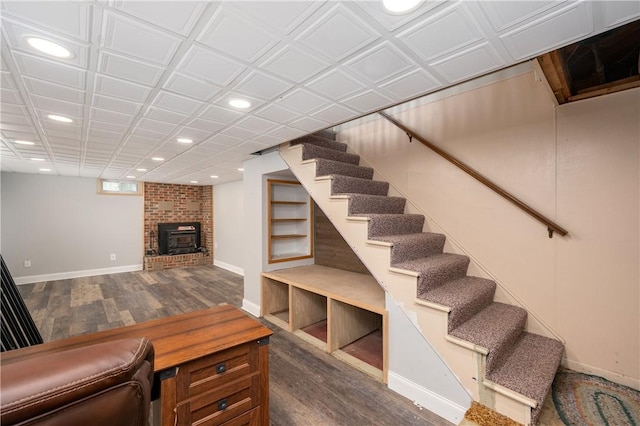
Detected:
left=331, top=177, right=389, bottom=196
left=302, top=144, right=360, bottom=165
left=389, top=235, right=446, bottom=264
left=448, top=288, right=496, bottom=332
left=414, top=258, right=470, bottom=295
left=293, top=135, right=346, bottom=151
left=368, top=216, right=424, bottom=238
left=316, top=160, right=374, bottom=180
left=348, top=196, right=406, bottom=215
left=486, top=315, right=527, bottom=374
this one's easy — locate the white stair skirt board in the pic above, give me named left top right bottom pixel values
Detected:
left=213, top=259, right=244, bottom=276
left=14, top=264, right=143, bottom=285
left=242, top=298, right=261, bottom=318
left=388, top=371, right=469, bottom=425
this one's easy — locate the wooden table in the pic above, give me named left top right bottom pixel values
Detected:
left=1, top=305, right=272, bottom=426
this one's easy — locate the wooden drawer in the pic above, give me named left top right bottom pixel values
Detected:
left=177, top=375, right=260, bottom=425
left=181, top=342, right=259, bottom=400
left=219, top=407, right=260, bottom=426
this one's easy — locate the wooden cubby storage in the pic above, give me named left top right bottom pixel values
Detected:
left=267, top=179, right=313, bottom=264
left=261, top=265, right=387, bottom=382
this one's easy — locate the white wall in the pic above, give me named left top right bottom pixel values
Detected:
left=213, top=180, right=244, bottom=275
left=338, top=72, right=639, bottom=388
left=1, top=173, right=143, bottom=283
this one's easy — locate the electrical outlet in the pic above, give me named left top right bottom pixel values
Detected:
left=110, top=254, right=116, bottom=261
left=24, top=260, right=31, bottom=268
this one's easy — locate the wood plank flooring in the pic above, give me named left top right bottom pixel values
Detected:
left=17, top=266, right=452, bottom=426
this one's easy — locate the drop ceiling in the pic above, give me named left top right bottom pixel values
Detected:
left=1, top=1, right=638, bottom=185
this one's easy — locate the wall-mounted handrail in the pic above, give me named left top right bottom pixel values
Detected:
left=378, top=111, right=568, bottom=238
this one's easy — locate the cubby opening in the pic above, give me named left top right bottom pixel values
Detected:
left=261, top=277, right=290, bottom=330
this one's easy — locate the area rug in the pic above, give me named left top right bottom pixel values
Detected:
left=552, top=371, right=640, bottom=425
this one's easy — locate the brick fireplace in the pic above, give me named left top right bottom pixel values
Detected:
left=143, top=182, right=213, bottom=270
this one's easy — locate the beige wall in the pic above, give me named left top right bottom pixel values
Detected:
left=338, top=72, right=639, bottom=388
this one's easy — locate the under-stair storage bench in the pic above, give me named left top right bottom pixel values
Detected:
left=261, top=265, right=387, bottom=382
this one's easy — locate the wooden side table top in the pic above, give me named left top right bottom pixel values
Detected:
left=1, top=304, right=273, bottom=372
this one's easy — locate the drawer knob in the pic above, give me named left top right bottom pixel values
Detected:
left=218, top=398, right=228, bottom=411
left=216, top=362, right=227, bottom=374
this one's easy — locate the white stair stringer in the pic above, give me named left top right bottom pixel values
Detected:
left=280, top=144, right=534, bottom=425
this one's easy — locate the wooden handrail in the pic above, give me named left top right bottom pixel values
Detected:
left=378, top=112, right=568, bottom=238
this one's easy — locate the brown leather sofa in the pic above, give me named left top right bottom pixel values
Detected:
left=1, top=337, right=154, bottom=426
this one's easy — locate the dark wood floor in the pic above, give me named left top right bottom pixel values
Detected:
left=18, top=265, right=453, bottom=426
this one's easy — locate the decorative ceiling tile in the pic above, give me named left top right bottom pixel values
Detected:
left=30, top=95, right=83, bottom=118
left=380, top=69, right=441, bottom=100
left=268, top=125, right=306, bottom=140
left=90, top=107, right=136, bottom=126
left=13, top=52, right=86, bottom=89
left=276, top=88, right=330, bottom=114
left=312, top=104, right=359, bottom=123
left=113, top=0, right=207, bottom=36
left=344, top=41, right=414, bottom=84
left=289, top=116, right=330, bottom=132
left=0, top=89, right=24, bottom=105
left=253, top=104, right=301, bottom=123
left=92, top=93, right=143, bottom=116
left=228, top=1, right=323, bottom=35
left=145, top=107, right=189, bottom=125
left=198, top=7, right=279, bottom=63
left=307, top=69, right=367, bottom=100
left=602, top=1, right=640, bottom=28
left=101, top=11, right=182, bottom=66
left=177, top=45, right=247, bottom=86
left=199, top=105, right=244, bottom=124
left=397, top=4, right=484, bottom=61
left=23, top=77, right=85, bottom=103
left=136, top=118, right=178, bottom=135
left=89, top=120, right=129, bottom=134
left=221, top=126, right=259, bottom=140
left=260, top=45, right=331, bottom=83
left=205, top=133, right=244, bottom=148
left=152, top=91, right=205, bottom=115
left=1, top=1, right=91, bottom=40
left=296, top=5, right=379, bottom=62
left=98, top=51, right=165, bottom=87
left=163, top=72, right=222, bottom=101
left=173, top=126, right=211, bottom=142
left=341, top=90, right=394, bottom=113
left=94, top=74, right=152, bottom=102
left=430, top=43, right=504, bottom=83
left=234, top=116, right=279, bottom=133
left=500, top=2, right=593, bottom=60
left=350, top=0, right=446, bottom=32
left=0, top=72, right=17, bottom=89
left=478, top=1, right=562, bottom=32
left=234, top=71, right=294, bottom=101
left=185, top=118, right=227, bottom=133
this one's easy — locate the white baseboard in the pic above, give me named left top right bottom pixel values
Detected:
left=14, top=264, right=143, bottom=285
left=242, top=299, right=261, bottom=318
left=387, top=371, right=469, bottom=425
left=213, top=259, right=244, bottom=276
left=562, top=358, right=640, bottom=391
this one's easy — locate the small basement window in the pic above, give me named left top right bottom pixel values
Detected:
left=97, top=179, right=143, bottom=195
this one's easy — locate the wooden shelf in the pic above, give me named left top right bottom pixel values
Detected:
left=261, top=265, right=387, bottom=383
left=271, top=234, right=307, bottom=239
left=271, top=218, right=307, bottom=222
left=271, top=201, right=307, bottom=205
left=271, top=252, right=310, bottom=261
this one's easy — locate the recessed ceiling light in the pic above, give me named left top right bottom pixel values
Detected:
left=136, top=168, right=147, bottom=172
left=229, top=99, right=251, bottom=109
left=14, top=140, right=35, bottom=145
left=237, top=168, right=244, bottom=172
left=190, top=180, right=198, bottom=184
left=177, top=138, right=193, bottom=144
left=39, top=168, right=51, bottom=172
left=382, top=0, right=423, bottom=14
left=152, top=157, right=164, bottom=161
left=26, top=37, right=73, bottom=58
left=126, top=175, right=136, bottom=179
left=48, top=114, right=73, bottom=123
left=31, top=158, right=45, bottom=162
left=210, top=175, right=219, bottom=179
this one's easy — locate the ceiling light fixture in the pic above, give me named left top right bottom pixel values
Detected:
left=48, top=114, right=73, bottom=123
left=237, top=168, right=244, bottom=172
left=210, top=175, right=219, bottom=179
left=229, top=99, right=251, bottom=109
left=26, top=37, right=73, bottom=58
left=39, top=168, right=51, bottom=172
left=14, top=140, right=35, bottom=145
left=152, top=157, right=164, bottom=161
left=126, top=175, right=136, bottom=179
left=177, top=138, right=193, bottom=144
left=31, top=158, right=45, bottom=162
left=190, top=180, right=198, bottom=184
left=382, top=0, right=423, bottom=14
left=136, top=168, right=147, bottom=172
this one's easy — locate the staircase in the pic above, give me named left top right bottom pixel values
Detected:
left=280, top=132, right=564, bottom=425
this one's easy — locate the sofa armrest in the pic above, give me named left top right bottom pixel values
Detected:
left=1, top=337, right=154, bottom=426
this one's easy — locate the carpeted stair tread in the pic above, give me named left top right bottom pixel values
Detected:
left=293, top=135, right=346, bottom=151
left=362, top=214, right=425, bottom=238
left=313, top=130, right=336, bottom=141
left=487, top=332, right=564, bottom=424
left=450, top=302, right=527, bottom=373
left=421, top=277, right=497, bottom=332
left=395, top=253, right=470, bottom=292
left=331, top=175, right=389, bottom=196
left=373, top=233, right=446, bottom=264
left=302, top=143, right=360, bottom=165
left=315, top=158, right=374, bottom=180
left=347, top=194, right=406, bottom=215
